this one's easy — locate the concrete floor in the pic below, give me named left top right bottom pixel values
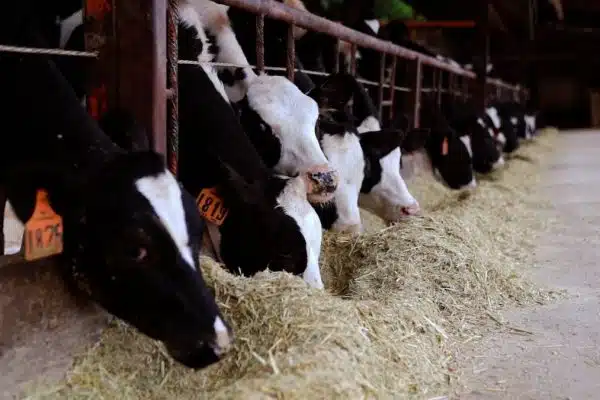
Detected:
left=459, top=131, right=600, bottom=399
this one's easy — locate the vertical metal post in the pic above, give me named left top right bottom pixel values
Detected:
left=436, top=70, right=443, bottom=109
left=405, top=58, right=423, bottom=129
left=350, top=43, right=357, bottom=75
left=166, top=0, right=179, bottom=175
left=84, top=0, right=117, bottom=120
left=256, top=14, right=265, bottom=73
left=474, top=0, right=490, bottom=113
left=286, top=23, right=295, bottom=81
left=377, top=52, right=386, bottom=121
left=388, top=55, right=398, bottom=123
left=334, top=40, right=340, bottom=73
left=113, top=0, right=168, bottom=156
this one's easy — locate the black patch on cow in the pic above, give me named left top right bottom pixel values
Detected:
left=359, top=129, right=406, bottom=193
left=203, top=29, right=220, bottom=59
left=218, top=67, right=246, bottom=87
left=233, top=96, right=282, bottom=169
left=178, top=23, right=204, bottom=61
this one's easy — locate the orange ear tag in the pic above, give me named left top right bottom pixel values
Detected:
left=196, top=187, right=229, bottom=226
left=441, top=137, right=449, bottom=156
left=24, top=189, right=64, bottom=261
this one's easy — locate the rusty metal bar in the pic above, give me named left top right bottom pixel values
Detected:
left=114, top=0, right=168, bottom=155
left=256, top=14, right=265, bottom=72
left=166, top=0, right=179, bottom=175
left=377, top=52, right=385, bottom=120
left=84, top=0, right=116, bottom=120
left=286, top=23, right=295, bottom=81
left=213, top=0, right=478, bottom=78
left=413, top=59, right=423, bottom=128
left=388, top=56, right=397, bottom=123
left=333, top=41, right=340, bottom=73
left=349, top=43, right=357, bottom=75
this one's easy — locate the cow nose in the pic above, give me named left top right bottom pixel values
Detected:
left=401, top=201, right=420, bottom=216
left=463, top=178, right=477, bottom=189
left=211, top=316, right=233, bottom=357
left=492, top=156, right=505, bottom=170
left=303, top=164, right=339, bottom=203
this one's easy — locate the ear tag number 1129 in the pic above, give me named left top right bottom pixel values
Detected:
left=24, top=189, right=64, bottom=261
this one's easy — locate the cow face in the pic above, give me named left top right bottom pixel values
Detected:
left=425, top=128, right=476, bottom=190
left=472, top=118, right=505, bottom=173
left=358, top=128, right=421, bottom=222
left=235, top=74, right=338, bottom=204
left=307, top=75, right=365, bottom=233
left=214, top=164, right=323, bottom=289
left=4, top=153, right=232, bottom=370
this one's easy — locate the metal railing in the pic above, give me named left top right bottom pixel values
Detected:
left=0, top=0, right=528, bottom=257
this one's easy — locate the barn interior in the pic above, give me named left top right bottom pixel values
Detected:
left=396, top=0, right=596, bottom=129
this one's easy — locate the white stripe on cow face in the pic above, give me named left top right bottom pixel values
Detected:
left=247, top=75, right=329, bottom=175
left=524, top=115, right=535, bottom=138
left=135, top=171, right=195, bottom=270
left=459, top=134, right=473, bottom=157
left=485, top=107, right=501, bottom=129
left=275, top=175, right=324, bottom=289
left=356, top=116, right=381, bottom=134
left=59, top=9, right=83, bottom=48
left=364, top=19, right=380, bottom=35
left=510, top=116, right=518, bottom=125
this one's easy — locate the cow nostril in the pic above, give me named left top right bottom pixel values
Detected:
left=307, top=170, right=338, bottom=194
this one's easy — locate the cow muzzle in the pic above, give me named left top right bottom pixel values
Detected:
left=302, top=165, right=338, bottom=203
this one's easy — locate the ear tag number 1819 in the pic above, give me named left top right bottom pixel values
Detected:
left=24, top=189, right=64, bottom=261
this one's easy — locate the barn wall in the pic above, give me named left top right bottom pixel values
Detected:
left=537, top=76, right=591, bottom=129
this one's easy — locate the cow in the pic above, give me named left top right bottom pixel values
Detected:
left=307, top=73, right=422, bottom=231
left=442, top=99, right=506, bottom=174
left=0, top=12, right=232, bottom=369
left=56, top=1, right=339, bottom=205
left=169, top=4, right=326, bottom=288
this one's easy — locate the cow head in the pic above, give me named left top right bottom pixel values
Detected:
left=215, top=162, right=323, bottom=289
left=308, top=73, right=422, bottom=228
left=472, top=117, right=505, bottom=173
left=424, top=127, right=476, bottom=190
left=4, top=153, right=232, bottom=370
left=234, top=74, right=338, bottom=204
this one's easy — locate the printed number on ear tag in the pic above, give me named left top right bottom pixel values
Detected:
left=441, top=137, right=449, bottom=156
left=24, top=189, right=64, bottom=261
left=196, top=187, right=229, bottom=226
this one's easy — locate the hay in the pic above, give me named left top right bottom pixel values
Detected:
left=26, top=129, right=561, bottom=399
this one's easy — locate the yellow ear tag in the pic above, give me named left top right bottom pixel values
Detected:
left=441, top=137, right=449, bottom=156
left=24, top=189, right=64, bottom=261
left=196, top=187, right=229, bottom=226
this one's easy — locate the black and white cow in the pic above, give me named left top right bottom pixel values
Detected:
left=443, top=99, right=506, bottom=174
left=175, top=4, right=326, bottom=288
left=0, top=13, right=232, bottom=369
left=307, top=73, right=422, bottom=231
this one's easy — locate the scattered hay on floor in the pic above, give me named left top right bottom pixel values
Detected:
left=26, top=130, right=560, bottom=399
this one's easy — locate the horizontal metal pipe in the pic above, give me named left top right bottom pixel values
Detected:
left=214, top=0, right=478, bottom=78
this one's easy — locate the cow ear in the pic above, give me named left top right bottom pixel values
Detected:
left=98, top=108, right=150, bottom=152
left=3, top=161, right=83, bottom=224
left=359, top=129, right=406, bottom=159
left=401, top=128, right=431, bottom=153
left=307, top=72, right=355, bottom=109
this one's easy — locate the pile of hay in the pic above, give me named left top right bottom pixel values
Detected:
left=27, top=129, right=561, bottom=399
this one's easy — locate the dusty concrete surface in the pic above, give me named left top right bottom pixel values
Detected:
left=0, top=203, right=108, bottom=399
left=459, top=131, right=600, bottom=399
